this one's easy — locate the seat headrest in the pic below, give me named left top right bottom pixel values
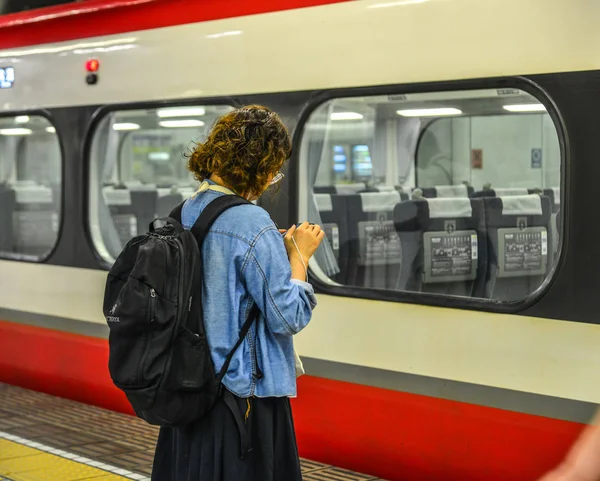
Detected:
left=178, top=187, right=195, bottom=199
left=123, top=180, right=143, bottom=188
left=494, top=187, right=529, bottom=196
left=434, top=185, right=469, bottom=198
left=427, top=197, right=473, bottom=219
left=314, top=193, right=333, bottom=212
left=552, top=187, right=560, bottom=206
left=335, top=183, right=366, bottom=195
left=500, top=194, right=543, bottom=215
left=103, top=187, right=132, bottom=206
left=128, top=183, right=157, bottom=191
left=359, top=191, right=401, bottom=212
left=13, top=185, right=52, bottom=204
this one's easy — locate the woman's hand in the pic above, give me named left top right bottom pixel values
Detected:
left=284, top=223, right=324, bottom=261
left=283, top=223, right=325, bottom=281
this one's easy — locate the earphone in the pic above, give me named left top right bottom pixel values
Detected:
left=281, top=225, right=311, bottom=282
left=290, top=235, right=308, bottom=282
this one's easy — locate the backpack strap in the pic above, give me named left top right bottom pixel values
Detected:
left=217, top=303, right=260, bottom=382
left=169, top=201, right=185, bottom=224
left=189, top=195, right=250, bottom=248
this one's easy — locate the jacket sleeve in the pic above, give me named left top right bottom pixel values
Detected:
left=242, top=226, right=317, bottom=336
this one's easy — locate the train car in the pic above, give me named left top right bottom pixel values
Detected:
left=1, top=0, right=599, bottom=479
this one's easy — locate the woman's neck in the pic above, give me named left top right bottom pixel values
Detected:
left=209, top=173, right=232, bottom=190
left=209, top=173, right=260, bottom=201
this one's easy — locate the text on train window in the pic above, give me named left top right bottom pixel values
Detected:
left=0, top=115, right=61, bottom=261
left=300, top=88, right=561, bottom=302
left=88, top=105, right=234, bottom=263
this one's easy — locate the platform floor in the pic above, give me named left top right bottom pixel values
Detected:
left=0, top=383, right=382, bottom=481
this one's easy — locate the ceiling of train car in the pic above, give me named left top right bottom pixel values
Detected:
left=331, top=90, right=543, bottom=120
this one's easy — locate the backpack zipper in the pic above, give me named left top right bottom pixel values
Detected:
left=137, top=287, right=157, bottom=385
left=149, top=288, right=156, bottom=322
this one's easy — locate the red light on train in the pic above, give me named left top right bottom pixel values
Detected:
left=86, top=59, right=99, bottom=72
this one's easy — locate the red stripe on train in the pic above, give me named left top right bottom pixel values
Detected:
left=0, top=319, right=581, bottom=480
left=0, top=0, right=348, bottom=50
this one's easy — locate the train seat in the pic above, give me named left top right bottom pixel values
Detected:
left=393, top=197, right=487, bottom=297
left=0, top=184, right=15, bottom=253
left=129, top=188, right=158, bottom=236
left=103, top=187, right=138, bottom=248
left=473, top=187, right=530, bottom=198
left=482, top=194, right=552, bottom=301
left=334, top=183, right=368, bottom=195
left=156, top=186, right=186, bottom=218
left=544, top=188, right=561, bottom=255
left=102, top=185, right=158, bottom=247
left=346, top=191, right=403, bottom=289
left=313, top=186, right=337, bottom=194
left=11, top=184, right=57, bottom=257
left=420, top=184, right=474, bottom=198
left=314, top=193, right=350, bottom=284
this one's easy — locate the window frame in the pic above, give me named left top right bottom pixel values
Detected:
left=291, top=76, right=568, bottom=314
left=83, top=97, right=239, bottom=270
left=0, top=109, right=64, bottom=263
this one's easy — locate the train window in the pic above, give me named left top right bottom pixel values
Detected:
left=89, top=104, right=234, bottom=264
left=300, top=88, right=562, bottom=302
left=0, top=115, right=61, bottom=261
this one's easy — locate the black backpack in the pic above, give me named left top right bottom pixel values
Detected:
left=103, top=195, right=258, bottom=427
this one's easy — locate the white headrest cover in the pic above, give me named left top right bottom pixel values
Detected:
left=494, top=187, right=528, bottom=196
left=500, top=194, right=542, bottom=216
left=335, top=183, right=365, bottom=195
left=360, top=191, right=401, bottom=212
left=179, top=187, right=195, bottom=199
left=123, top=180, right=142, bottom=188
left=128, top=183, right=156, bottom=191
left=552, top=187, right=560, bottom=206
left=427, top=198, right=473, bottom=219
left=314, top=193, right=333, bottom=212
left=434, top=185, right=468, bottom=198
left=103, top=187, right=132, bottom=206
left=13, top=185, right=52, bottom=204
left=12, top=180, right=36, bottom=187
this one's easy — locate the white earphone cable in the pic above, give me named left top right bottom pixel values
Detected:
left=291, top=235, right=308, bottom=282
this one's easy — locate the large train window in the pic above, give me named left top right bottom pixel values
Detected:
left=0, top=115, right=61, bottom=261
left=89, top=104, right=233, bottom=263
left=300, top=88, right=562, bottom=302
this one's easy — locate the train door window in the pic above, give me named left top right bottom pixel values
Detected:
left=0, top=115, right=61, bottom=261
left=88, top=104, right=233, bottom=264
left=299, top=88, right=562, bottom=303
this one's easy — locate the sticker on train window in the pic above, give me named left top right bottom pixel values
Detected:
left=0, top=67, right=15, bottom=89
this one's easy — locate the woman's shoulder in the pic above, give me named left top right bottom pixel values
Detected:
left=212, top=202, right=277, bottom=245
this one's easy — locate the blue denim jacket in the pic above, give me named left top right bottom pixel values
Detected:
left=181, top=182, right=316, bottom=398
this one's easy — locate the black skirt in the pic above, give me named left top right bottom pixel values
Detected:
left=151, top=391, right=302, bottom=481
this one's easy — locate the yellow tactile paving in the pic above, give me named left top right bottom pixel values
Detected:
left=0, top=440, right=39, bottom=461
left=0, top=439, right=130, bottom=481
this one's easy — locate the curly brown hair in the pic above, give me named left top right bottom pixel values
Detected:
left=187, top=105, right=291, bottom=196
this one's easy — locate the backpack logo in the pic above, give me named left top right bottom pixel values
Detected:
left=107, top=303, right=120, bottom=323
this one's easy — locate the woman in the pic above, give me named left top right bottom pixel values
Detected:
left=151, top=105, right=324, bottom=481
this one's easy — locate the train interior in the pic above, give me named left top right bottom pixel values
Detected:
left=0, top=89, right=561, bottom=302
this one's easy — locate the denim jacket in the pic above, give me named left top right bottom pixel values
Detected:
left=181, top=181, right=317, bottom=398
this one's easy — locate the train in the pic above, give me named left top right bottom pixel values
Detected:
left=1, top=0, right=600, bottom=480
